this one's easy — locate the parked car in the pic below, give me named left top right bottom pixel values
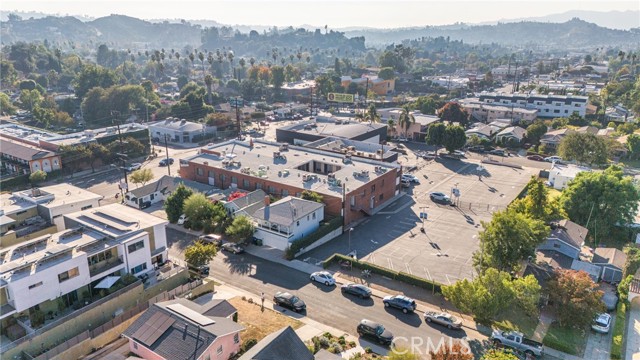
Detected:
left=273, top=292, right=306, bottom=312
left=177, top=214, right=188, bottom=225
left=139, top=201, right=152, bottom=209
left=221, top=243, right=245, bottom=254
left=544, top=156, right=563, bottom=163
left=424, top=311, right=462, bottom=329
left=356, top=319, right=394, bottom=345
left=341, top=283, right=372, bottom=299
left=591, top=313, right=612, bottom=333
left=310, top=271, right=335, bottom=286
left=526, top=155, right=544, bottom=161
left=401, top=174, right=420, bottom=184
left=199, top=234, right=223, bottom=247
left=397, top=137, right=409, bottom=142
left=159, top=158, right=174, bottom=166
left=188, top=264, right=210, bottom=277
left=488, top=149, right=506, bottom=157
left=490, top=330, right=544, bottom=357
left=383, top=295, right=417, bottom=314
left=401, top=179, right=411, bottom=188
left=467, top=145, right=485, bottom=153
left=429, top=192, right=450, bottom=204
left=125, top=163, right=142, bottom=171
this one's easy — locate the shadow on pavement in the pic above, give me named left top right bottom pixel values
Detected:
left=383, top=308, right=422, bottom=328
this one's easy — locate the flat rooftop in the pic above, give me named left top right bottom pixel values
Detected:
left=12, top=184, right=103, bottom=208
left=0, top=193, right=37, bottom=216
left=304, top=137, right=397, bottom=161
left=190, top=139, right=399, bottom=197
left=280, top=118, right=386, bottom=139
left=64, top=203, right=167, bottom=238
left=0, top=123, right=58, bottom=143
left=44, top=124, right=147, bottom=147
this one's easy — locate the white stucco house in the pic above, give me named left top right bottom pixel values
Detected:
left=548, top=164, right=591, bottom=190
left=250, top=197, right=325, bottom=251
left=148, top=118, right=216, bottom=144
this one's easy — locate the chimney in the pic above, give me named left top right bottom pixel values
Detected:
left=264, top=196, right=270, bottom=221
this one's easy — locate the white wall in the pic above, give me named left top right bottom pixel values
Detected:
left=8, top=255, right=90, bottom=313
left=291, top=208, right=324, bottom=242
left=548, top=171, right=573, bottom=190
left=122, top=233, right=152, bottom=275
left=152, top=224, right=168, bottom=250
left=48, top=200, right=101, bottom=231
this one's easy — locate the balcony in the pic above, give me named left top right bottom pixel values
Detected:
left=89, top=256, right=124, bottom=277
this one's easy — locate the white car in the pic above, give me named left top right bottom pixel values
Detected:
left=544, top=156, right=563, bottom=163
left=126, top=163, right=142, bottom=171
left=397, top=137, right=409, bottom=142
left=592, top=313, right=611, bottom=333
left=429, top=192, right=450, bottom=204
left=177, top=214, right=188, bottom=225
left=401, top=174, right=420, bottom=184
left=310, top=271, right=335, bottom=286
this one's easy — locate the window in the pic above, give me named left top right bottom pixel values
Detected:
left=58, top=267, right=79, bottom=283
left=220, top=174, right=226, bottom=182
left=553, top=109, right=560, bottom=113
left=208, top=170, right=215, bottom=178
left=231, top=176, right=238, bottom=184
left=371, top=184, right=376, bottom=192
left=267, top=186, right=276, bottom=194
left=379, top=194, right=384, bottom=201
left=150, top=193, right=155, bottom=201
left=243, top=179, right=250, bottom=188
left=553, top=243, right=561, bottom=249
left=131, top=263, right=147, bottom=274
left=350, top=196, right=355, bottom=207
left=256, top=183, right=262, bottom=190
left=128, top=240, right=145, bottom=253
left=133, top=342, right=138, bottom=350
left=312, top=212, right=316, bottom=220
left=234, top=333, right=239, bottom=344
left=29, top=281, right=43, bottom=290
left=217, top=345, right=223, bottom=355
left=81, top=205, right=93, bottom=210
left=196, top=168, right=204, bottom=176
left=16, top=210, right=27, bottom=216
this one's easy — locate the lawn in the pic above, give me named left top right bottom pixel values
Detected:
left=229, top=296, right=303, bottom=343
left=611, top=302, right=627, bottom=359
left=492, top=307, right=539, bottom=338
left=542, top=322, right=587, bottom=356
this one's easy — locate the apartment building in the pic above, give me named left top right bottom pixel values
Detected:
left=340, top=76, right=395, bottom=95
left=478, top=92, right=588, bottom=118
left=0, top=136, right=61, bottom=176
left=0, top=204, right=167, bottom=327
left=179, top=139, right=401, bottom=227
left=460, top=101, right=538, bottom=124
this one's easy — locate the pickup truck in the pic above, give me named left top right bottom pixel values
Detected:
left=490, top=330, right=544, bottom=357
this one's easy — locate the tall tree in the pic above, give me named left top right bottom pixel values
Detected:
left=184, top=241, right=217, bottom=268
left=560, top=165, right=639, bottom=242
left=29, top=170, right=47, bottom=186
left=548, top=270, right=605, bottom=328
left=225, top=215, right=255, bottom=243
left=425, top=122, right=446, bottom=155
left=510, top=177, right=561, bottom=221
left=438, top=102, right=468, bottom=127
left=443, top=124, right=467, bottom=153
left=164, top=184, right=194, bottom=223
left=473, top=208, right=549, bottom=272
left=204, top=74, right=214, bottom=104
left=364, top=104, right=381, bottom=123
left=129, top=168, right=154, bottom=187
left=87, top=143, right=111, bottom=172
left=626, top=134, right=640, bottom=159
left=525, top=121, right=547, bottom=145
left=398, top=105, right=415, bottom=138
left=558, top=132, right=609, bottom=165
left=183, top=193, right=226, bottom=230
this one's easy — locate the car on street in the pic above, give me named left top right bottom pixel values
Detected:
left=490, top=330, right=544, bottom=357
left=357, top=319, right=394, bottom=345
left=310, top=271, right=335, bottom=286
left=544, top=156, right=563, bottom=163
left=273, top=292, right=306, bottom=312
left=466, top=145, right=485, bottom=153
left=429, top=192, right=450, bottom=204
left=526, top=155, right=544, bottom=161
left=177, top=214, right=188, bottom=225
left=488, top=149, right=506, bottom=157
left=424, top=311, right=463, bottom=329
left=382, top=295, right=417, bottom=314
left=341, top=283, right=372, bottom=299
left=401, top=179, right=411, bottom=188
left=159, top=158, right=174, bottom=166
left=125, top=163, right=142, bottom=171
left=397, top=137, right=408, bottom=142
left=221, top=242, right=245, bottom=254
left=401, top=174, right=420, bottom=184
left=199, top=234, right=223, bottom=247
left=592, top=313, right=612, bottom=333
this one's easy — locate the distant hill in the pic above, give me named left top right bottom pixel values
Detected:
left=491, top=10, right=640, bottom=31
left=343, top=18, right=640, bottom=48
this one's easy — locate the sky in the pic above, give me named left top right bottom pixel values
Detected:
left=1, top=0, right=638, bottom=28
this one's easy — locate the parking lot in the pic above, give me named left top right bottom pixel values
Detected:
left=305, top=151, right=539, bottom=285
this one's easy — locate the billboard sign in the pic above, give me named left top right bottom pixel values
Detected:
left=327, top=93, right=354, bottom=103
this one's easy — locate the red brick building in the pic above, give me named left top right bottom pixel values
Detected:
left=180, top=140, right=401, bottom=227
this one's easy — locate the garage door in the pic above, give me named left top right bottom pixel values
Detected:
left=257, top=232, right=289, bottom=251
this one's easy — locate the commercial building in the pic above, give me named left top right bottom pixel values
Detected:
left=304, top=137, right=398, bottom=163
left=340, top=76, right=394, bottom=95
left=276, top=117, right=387, bottom=145
left=180, top=139, right=401, bottom=227
left=123, top=298, right=244, bottom=360
left=0, top=204, right=167, bottom=325
left=148, top=118, right=217, bottom=144
left=460, top=101, right=538, bottom=123
left=477, top=92, right=588, bottom=118
left=0, top=136, right=61, bottom=176
left=377, top=108, right=440, bottom=141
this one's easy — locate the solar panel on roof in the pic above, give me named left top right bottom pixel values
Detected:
left=132, top=311, right=175, bottom=347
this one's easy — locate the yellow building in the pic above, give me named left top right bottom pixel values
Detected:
left=340, top=76, right=395, bottom=96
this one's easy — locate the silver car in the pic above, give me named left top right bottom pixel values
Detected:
left=429, top=192, right=450, bottom=204
left=424, top=311, right=462, bottom=329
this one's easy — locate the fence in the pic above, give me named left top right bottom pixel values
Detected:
left=148, top=278, right=203, bottom=305
left=26, top=302, right=149, bottom=360
left=454, top=200, right=507, bottom=214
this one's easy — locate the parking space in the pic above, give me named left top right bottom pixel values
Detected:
left=306, top=154, right=538, bottom=284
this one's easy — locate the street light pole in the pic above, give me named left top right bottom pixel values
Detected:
left=164, top=134, right=171, bottom=176
left=348, top=228, right=354, bottom=252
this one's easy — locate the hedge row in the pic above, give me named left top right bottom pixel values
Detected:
left=285, top=216, right=343, bottom=259
left=611, top=301, right=627, bottom=359
left=0, top=174, right=29, bottom=190
left=323, top=253, right=441, bottom=294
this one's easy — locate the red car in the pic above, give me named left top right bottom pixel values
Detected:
left=527, top=155, right=544, bottom=161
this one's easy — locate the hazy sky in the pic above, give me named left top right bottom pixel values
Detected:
left=2, top=0, right=638, bottom=28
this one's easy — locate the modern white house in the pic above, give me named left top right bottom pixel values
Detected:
left=548, top=164, right=591, bottom=190
left=250, top=196, right=325, bottom=250
left=0, top=204, right=167, bottom=327
left=148, top=118, right=217, bottom=144
left=124, top=175, right=215, bottom=209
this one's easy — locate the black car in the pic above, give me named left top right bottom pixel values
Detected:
left=357, top=319, right=394, bottom=345
left=159, top=158, right=174, bottom=166
left=341, top=283, right=372, bottom=299
left=273, top=292, right=306, bottom=312
left=466, top=145, right=485, bottom=153
left=383, top=295, right=417, bottom=314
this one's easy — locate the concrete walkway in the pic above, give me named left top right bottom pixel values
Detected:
left=627, top=300, right=640, bottom=360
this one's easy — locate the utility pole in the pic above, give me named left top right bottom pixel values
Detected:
left=164, top=134, right=171, bottom=176
left=233, top=97, right=242, bottom=138
left=111, top=111, right=129, bottom=199
left=364, top=78, right=369, bottom=109
left=309, top=86, right=314, bottom=116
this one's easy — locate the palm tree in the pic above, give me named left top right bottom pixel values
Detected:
left=249, top=57, right=256, bottom=67
left=204, top=74, right=214, bottom=104
left=387, top=119, right=396, bottom=137
left=198, top=52, right=205, bottom=78
left=398, top=105, right=415, bottom=138
left=364, top=104, right=380, bottom=123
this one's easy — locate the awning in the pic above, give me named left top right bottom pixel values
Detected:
left=94, top=275, right=121, bottom=289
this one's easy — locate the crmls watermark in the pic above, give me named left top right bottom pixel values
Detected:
left=391, top=336, right=472, bottom=356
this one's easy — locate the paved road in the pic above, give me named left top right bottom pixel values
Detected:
left=165, top=228, right=489, bottom=357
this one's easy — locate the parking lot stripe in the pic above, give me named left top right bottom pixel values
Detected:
left=405, top=264, right=412, bottom=274
left=387, top=258, right=394, bottom=271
